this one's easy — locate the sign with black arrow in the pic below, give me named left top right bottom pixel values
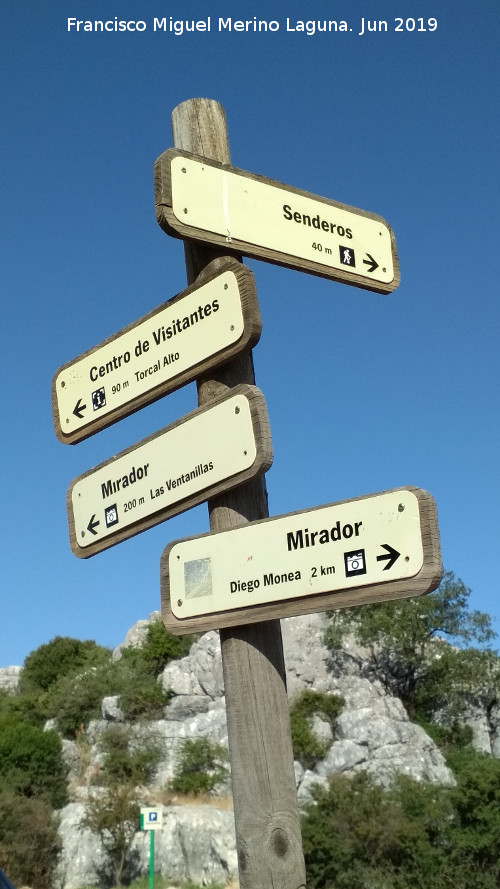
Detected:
left=376, top=543, right=400, bottom=571
left=155, top=149, right=400, bottom=295
left=67, top=385, right=272, bottom=558
left=73, top=399, right=86, bottom=420
left=160, top=487, right=442, bottom=635
left=52, top=259, right=261, bottom=444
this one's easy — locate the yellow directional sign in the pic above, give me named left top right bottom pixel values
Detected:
left=67, top=385, right=272, bottom=558
left=155, top=149, right=399, bottom=294
left=161, top=487, right=442, bottom=633
left=53, top=260, right=260, bottom=444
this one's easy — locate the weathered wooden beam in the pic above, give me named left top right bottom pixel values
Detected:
left=170, top=97, right=306, bottom=889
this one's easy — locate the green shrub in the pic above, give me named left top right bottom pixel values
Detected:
left=301, top=772, right=453, bottom=889
left=0, top=722, right=67, bottom=807
left=302, top=757, right=500, bottom=889
left=116, top=661, right=171, bottom=720
left=18, top=624, right=192, bottom=739
left=169, top=738, right=229, bottom=795
left=121, top=621, right=197, bottom=676
left=21, top=636, right=110, bottom=693
left=446, top=752, right=500, bottom=880
left=0, top=685, right=64, bottom=731
left=45, top=660, right=120, bottom=738
left=41, top=632, right=176, bottom=736
left=416, top=719, right=474, bottom=756
left=0, top=690, right=27, bottom=730
left=290, top=690, right=343, bottom=769
left=98, top=725, right=162, bottom=786
left=0, top=789, right=60, bottom=889
left=82, top=784, right=140, bottom=886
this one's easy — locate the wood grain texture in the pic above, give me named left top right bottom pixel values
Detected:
left=168, top=98, right=306, bottom=889
left=66, top=383, right=272, bottom=558
left=52, top=258, right=261, bottom=444
left=154, top=147, right=400, bottom=295
left=160, top=485, right=443, bottom=634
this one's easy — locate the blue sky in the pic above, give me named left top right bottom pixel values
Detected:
left=1, top=0, right=499, bottom=667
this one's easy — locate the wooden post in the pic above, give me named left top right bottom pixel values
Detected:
left=171, top=98, right=306, bottom=889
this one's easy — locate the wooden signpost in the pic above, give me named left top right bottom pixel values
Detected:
left=161, top=486, right=442, bottom=634
left=166, top=99, right=307, bottom=889
left=53, top=95, right=441, bottom=889
left=155, top=149, right=400, bottom=294
left=53, top=259, right=260, bottom=443
left=67, top=384, right=271, bottom=557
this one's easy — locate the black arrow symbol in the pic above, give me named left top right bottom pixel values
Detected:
left=73, top=399, right=87, bottom=419
left=87, top=515, right=100, bottom=536
left=363, top=253, right=379, bottom=274
left=376, top=544, right=400, bottom=571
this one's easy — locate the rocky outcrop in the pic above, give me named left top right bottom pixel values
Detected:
left=54, top=612, right=457, bottom=887
left=36, top=612, right=474, bottom=887
left=0, top=665, right=21, bottom=694
left=63, top=614, right=454, bottom=787
left=281, top=614, right=454, bottom=794
left=55, top=802, right=237, bottom=889
left=62, top=615, right=454, bottom=796
left=111, top=611, right=162, bottom=661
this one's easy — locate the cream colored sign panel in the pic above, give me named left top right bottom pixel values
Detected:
left=53, top=267, right=251, bottom=443
left=169, top=156, right=396, bottom=288
left=168, top=490, right=424, bottom=620
left=68, top=387, right=270, bottom=557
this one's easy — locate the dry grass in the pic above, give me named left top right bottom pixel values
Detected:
left=152, top=789, right=234, bottom=810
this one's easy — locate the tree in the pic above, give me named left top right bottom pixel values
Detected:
left=325, top=571, right=498, bottom=719
left=82, top=785, right=140, bottom=887
left=82, top=726, right=162, bottom=886
left=21, top=636, right=110, bottom=694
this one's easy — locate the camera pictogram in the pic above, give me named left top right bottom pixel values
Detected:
left=344, top=549, right=367, bottom=577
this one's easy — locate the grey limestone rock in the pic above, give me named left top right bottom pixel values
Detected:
left=102, top=695, right=125, bottom=721
left=55, top=803, right=237, bottom=889
left=11, top=603, right=497, bottom=889
left=284, top=614, right=455, bottom=791
left=55, top=610, right=469, bottom=887
left=150, top=806, right=237, bottom=886
left=0, top=665, right=21, bottom=694
left=112, top=611, right=162, bottom=661
left=55, top=803, right=109, bottom=889
left=160, top=631, right=223, bottom=700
